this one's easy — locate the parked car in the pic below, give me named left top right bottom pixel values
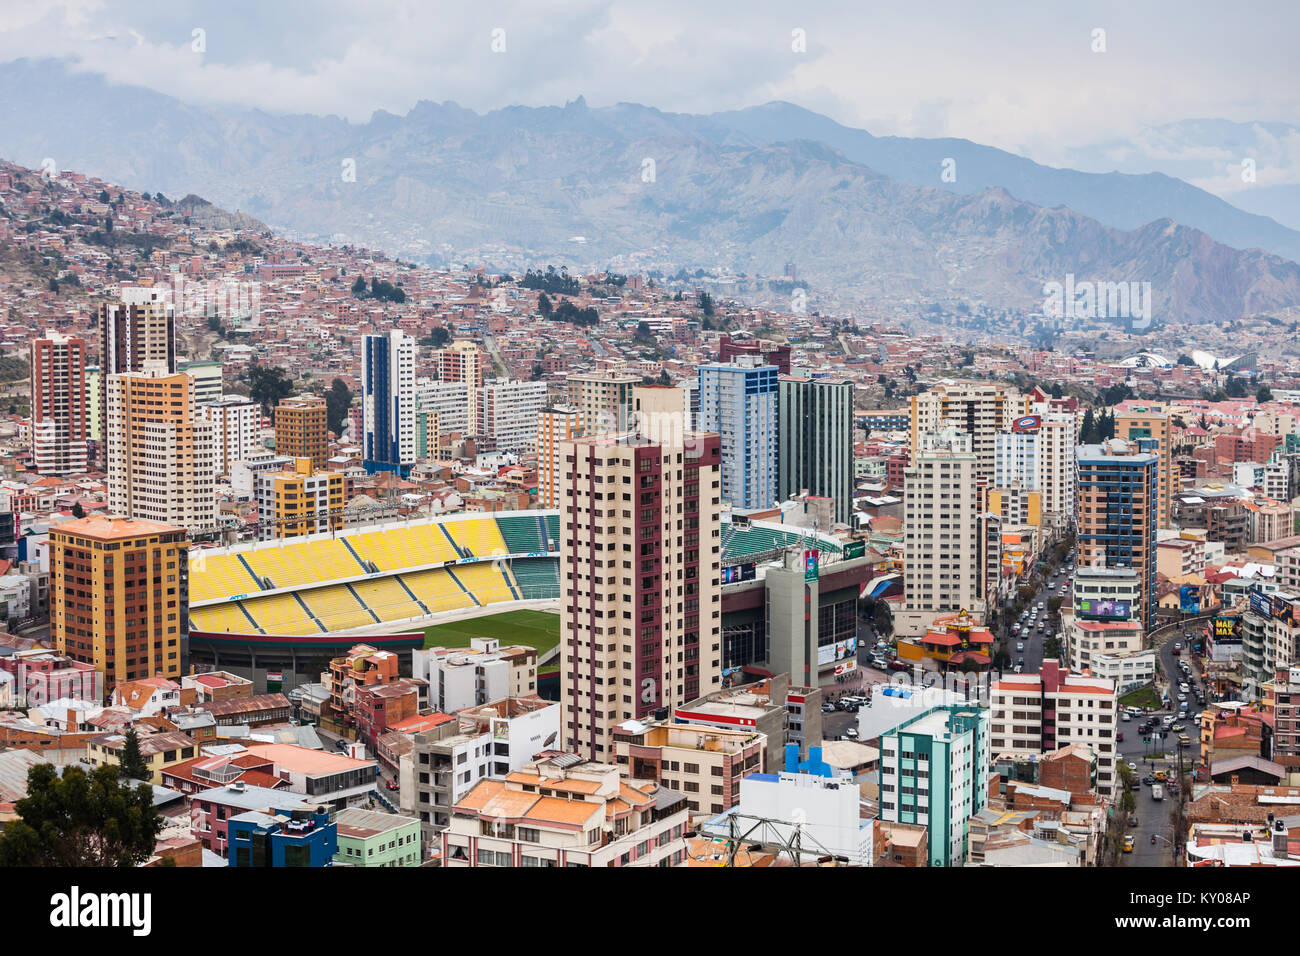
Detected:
left=385, top=780, right=399, bottom=791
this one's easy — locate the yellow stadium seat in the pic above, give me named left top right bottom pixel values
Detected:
left=241, top=539, right=366, bottom=591
left=300, top=585, right=375, bottom=632
left=350, top=576, right=424, bottom=622
left=444, top=518, right=508, bottom=559
left=188, top=551, right=263, bottom=603
left=347, top=524, right=459, bottom=570
left=400, top=568, right=476, bottom=615
left=189, top=602, right=259, bottom=634
left=241, top=591, right=321, bottom=634
left=450, top=561, right=517, bottom=606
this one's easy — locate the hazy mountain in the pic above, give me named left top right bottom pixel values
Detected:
left=703, top=103, right=1300, bottom=261
left=2, top=58, right=1298, bottom=324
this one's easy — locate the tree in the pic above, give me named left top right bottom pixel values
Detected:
left=118, top=728, right=150, bottom=782
left=1256, top=384, right=1273, bottom=403
left=537, top=292, right=552, bottom=317
left=698, top=292, right=715, bottom=317
left=71, top=501, right=85, bottom=519
left=325, top=377, right=353, bottom=435
left=351, top=275, right=368, bottom=296
left=0, top=763, right=162, bottom=867
left=246, top=363, right=294, bottom=414
left=423, top=326, right=451, bottom=349
left=1079, top=407, right=1097, bottom=444
left=873, top=601, right=893, bottom=637
left=1176, top=354, right=1195, bottom=366
left=1225, top=376, right=1248, bottom=399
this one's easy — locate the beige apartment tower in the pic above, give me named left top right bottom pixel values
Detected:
left=559, top=431, right=723, bottom=761
left=107, top=367, right=218, bottom=535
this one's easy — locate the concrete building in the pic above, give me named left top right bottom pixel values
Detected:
left=566, top=370, right=640, bottom=435
left=50, top=515, right=189, bottom=691
left=476, top=380, right=546, bottom=454
left=30, top=332, right=88, bottom=476
left=993, top=416, right=1075, bottom=529
left=441, top=754, right=691, bottom=868
left=432, top=340, right=484, bottom=390
left=559, top=431, right=723, bottom=761
left=179, top=360, right=223, bottom=407
left=254, top=457, right=346, bottom=541
left=408, top=696, right=562, bottom=838
left=610, top=718, right=766, bottom=815
left=1067, top=618, right=1144, bottom=673
left=273, top=395, right=328, bottom=469
left=702, top=745, right=875, bottom=866
left=879, top=704, right=990, bottom=867
left=334, top=807, right=422, bottom=867
left=412, top=639, right=539, bottom=713
left=1114, top=404, right=1174, bottom=530
left=778, top=376, right=854, bottom=526
left=698, top=357, right=779, bottom=511
left=107, top=367, right=219, bottom=535
left=1076, top=440, right=1159, bottom=632
left=899, top=430, right=990, bottom=637
left=362, top=329, right=417, bottom=475
left=537, top=406, right=585, bottom=508
left=95, top=288, right=176, bottom=464
left=991, top=661, right=1119, bottom=798
left=911, top=381, right=1026, bottom=482
left=201, top=398, right=261, bottom=476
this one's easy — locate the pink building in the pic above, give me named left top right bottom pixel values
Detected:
left=0, top=651, right=103, bottom=706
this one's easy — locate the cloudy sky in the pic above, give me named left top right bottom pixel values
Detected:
left=2, top=0, right=1297, bottom=196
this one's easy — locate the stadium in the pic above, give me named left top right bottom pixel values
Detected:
left=185, top=508, right=851, bottom=684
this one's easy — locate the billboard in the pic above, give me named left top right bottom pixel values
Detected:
left=804, top=549, right=820, bottom=581
left=1249, top=590, right=1272, bottom=619
left=1079, top=598, right=1131, bottom=619
left=1274, top=598, right=1297, bottom=628
left=1179, top=586, right=1200, bottom=615
left=844, top=540, right=867, bottom=560
left=818, top=636, right=857, bottom=667
left=1213, top=616, right=1239, bottom=639
left=720, top=562, right=756, bottom=585
left=1012, top=415, right=1042, bottom=433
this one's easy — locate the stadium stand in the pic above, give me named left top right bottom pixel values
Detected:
left=301, top=584, right=375, bottom=632
left=448, top=561, right=516, bottom=603
left=242, top=539, right=366, bottom=591
left=242, top=591, right=322, bottom=634
left=444, top=518, right=509, bottom=558
left=348, top=575, right=425, bottom=622
left=510, top=558, right=561, bottom=600
left=188, top=551, right=264, bottom=603
left=496, top=514, right=545, bottom=554
left=190, top=600, right=260, bottom=634
left=721, top=521, right=842, bottom=561
left=399, top=568, right=478, bottom=615
left=347, top=522, right=459, bottom=570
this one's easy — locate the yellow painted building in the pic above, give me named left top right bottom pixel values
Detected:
left=255, top=457, right=346, bottom=541
left=50, top=515, right=189, bottom=691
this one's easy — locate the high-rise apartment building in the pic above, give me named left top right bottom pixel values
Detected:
left=30, top=332, right=88, bottom=475
left=911, top=381, right=1026, bottom=481
left=559, top=431, right=723, bottom=761
left=566, top=370, right=641, bottom=436
left=201, top=398, right=261, bottom=476
left=1114, top=404, right=1173, bottom=530
left=993, top=416, right=1075, bottom=528
left=416, top=378, right=471, bottom=435
left=1076, top=440, right=1159, bottom=632
left=432, top=340, right=484, bottom=389
left=537, top=406, right=585, bottom=508
left=698, top=358, right=779, bottom=512
left=274, top=396, right=328, bottom=470
left=51, top=515, right=189, bottom=691
left=778, top=376, right=853, bottom=526
left=362, top=330, right=417, bottom=474
left=255, top=457, right=346, bottom=541
left=95, top=287, right=176, bottom=462
left=107, top=368, right=218, bottom=535
left=476, top=380, right=547, bottom=455
left=899, top=431, right=991, bottom=637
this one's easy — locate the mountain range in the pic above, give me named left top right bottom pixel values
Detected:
left=1, top=58, right=1298, bottom=324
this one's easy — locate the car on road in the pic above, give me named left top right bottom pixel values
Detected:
left=888, top=660, right=909, bottom=672
left=1116, top=732, right=1123, bottom=742
left=1173, top=642, right=1182, bottom=653
left=1129, top=815, right=1139, bottom=827
left=845, top=727, right=859, bottom=739
left=1016, top=642, right=1024, bottom=651
left=822, top=702, right=836, bottom=713
left=1171, top=723, right=1185, bottom=733
left=1122, top=836, right=1134, bottom=853
left=386, top=780, right=399, bottom=791
left=1142, top=774, right=1154, bottom=786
